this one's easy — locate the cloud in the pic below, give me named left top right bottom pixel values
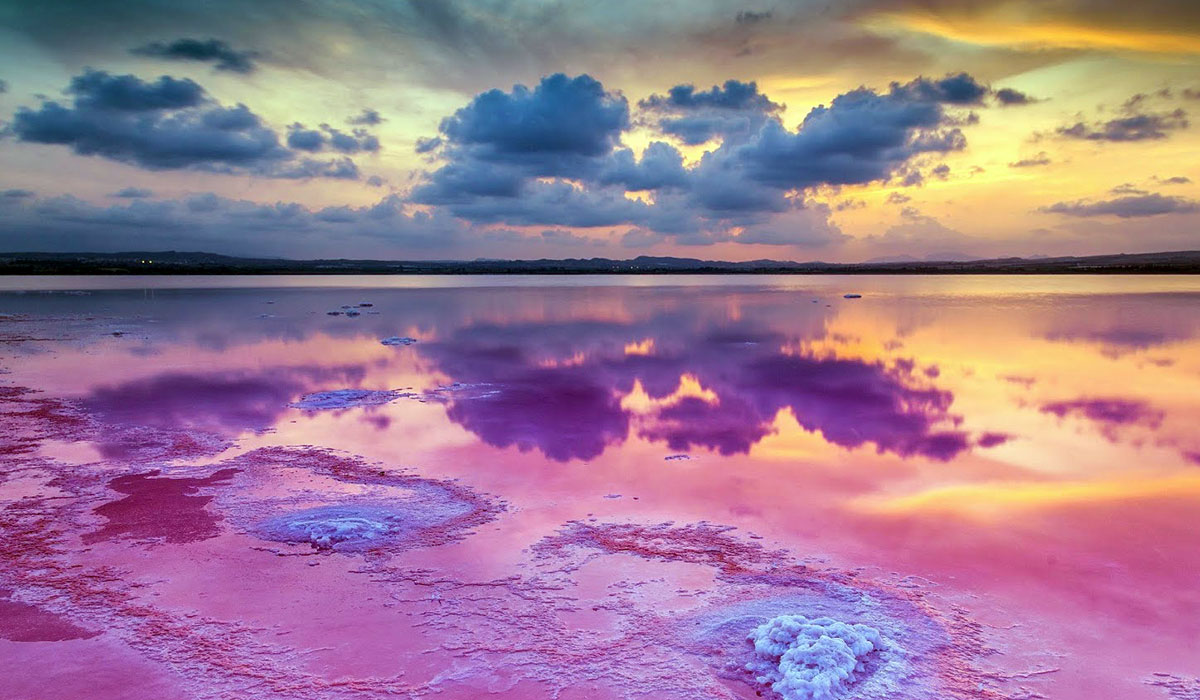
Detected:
left=286, top=123, right=380, bottom=154
left=10, top=69, right=362, bottom=178
left=409, top=71, right=989, bottom=247
left=0, top=78, right=8, bottom=94
left=1040, top=397, right=1163, bottom=441
left=131, top=38, right=259, bottom=73
left=2, top=189, right=36, bottom=199
left=597, top=141, right=689, bottom=191
left=735, top=10, right=773, bottom=25
left=1041, top=193, right=1199, bottom=217
left=639, top=79, right=782, bottom=145
left=1057, top=108, right=1189, bottom=141
left=889, top=72, right=990, bottom=105
left=437, top=73, right=628, bottom=165
left=415, top=136, right=442, bottom=153
left=1154, top=175, right=1192, bottom=184
left=347, top=108, right=384, bottom=126
left=728, top=77, right=970, bottom=191
left=1009, top=151, right=1051, bottom=167
left=109, top=187, right=153, bottom=198
left=994, top=87, right=1035, bottom=105
left=727, top=203, right=848, bottom=248
left=0, top=190, right=463, bottom=255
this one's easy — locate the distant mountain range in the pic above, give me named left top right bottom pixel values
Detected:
left=2, top=250, right=1199, bottom=274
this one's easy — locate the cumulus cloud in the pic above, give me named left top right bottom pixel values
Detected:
left=408, top=71, right=991, bottom=248
left=639, top=79, right=782, bottom=145
left=10, top=69, right=363, bottom=178
left=131, top=38, right=260, bottom=73
left=1041, top=193, right=1199, bottom=218
left=438, top=73, right=628, bottom=165
left=888, top=72, right=990, bottom=105
left=411, top=73, right=651, bottom=228
left=728, top=78, right=969, bottom=191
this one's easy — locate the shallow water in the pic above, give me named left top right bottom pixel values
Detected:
left=1, top=276, right=1197, bottom=699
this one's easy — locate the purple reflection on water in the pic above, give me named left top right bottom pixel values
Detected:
left=420, top=316, right=978, bottom=462
left=82, top=366, right=368, bottom=435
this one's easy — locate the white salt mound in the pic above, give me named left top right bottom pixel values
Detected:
left=746, top=615, right=885, bottom=700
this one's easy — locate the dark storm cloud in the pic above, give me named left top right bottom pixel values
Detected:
left=131, top=38, right=260, bottom=73
left=1040, top=193, right=1199, bottom=217
left=10, top=70, right=363, bottom=179
left=1056, top=109, right=1189, bottom=141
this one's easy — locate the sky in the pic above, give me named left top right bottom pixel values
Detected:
left=0, top=0, right=1198, bottom=262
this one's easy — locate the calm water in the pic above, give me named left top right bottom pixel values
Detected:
left=1, top=276, right=1197, bottom=700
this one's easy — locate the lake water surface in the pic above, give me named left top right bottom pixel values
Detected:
left=2, top=276, right=1197, bottom=699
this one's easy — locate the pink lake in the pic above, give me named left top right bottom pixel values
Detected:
left=1, top=275, right=1198, bottom=699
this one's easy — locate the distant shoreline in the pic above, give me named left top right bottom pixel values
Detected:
left=2, top=250, right=1199, bottom=275
left=3, top=270, right=1200, bottom=276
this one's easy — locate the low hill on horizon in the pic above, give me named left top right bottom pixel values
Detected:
left=2, top=249, right=1199, bottom=274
